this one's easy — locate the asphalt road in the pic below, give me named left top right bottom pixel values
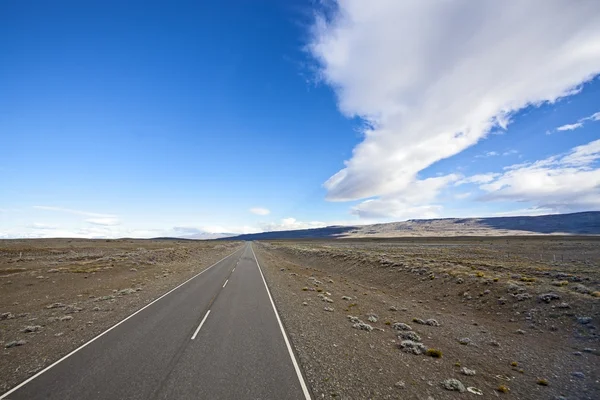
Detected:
left=1, top=243, right=311, bottom=400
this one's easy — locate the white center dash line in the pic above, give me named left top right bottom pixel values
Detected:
left=191, top=310, right=211, bottom=340
left=223, top=279, right=228, bottom=288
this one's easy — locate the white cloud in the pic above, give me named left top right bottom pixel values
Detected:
left=479, top=139, right=600, bottom=211
left=249, top=207, right=270, bottom=216
left=309, top=0, right=600, bottom=207
left=554, top=110, right=600, bottom=132
left=454, top=192, right=472, bottom=200
left=34, top=206, right=122, bottom=227
left=457, top=173, right=500, bottom=185
left=259, top=218, right=327, bottom=232
left=351, top=174, right=459, bottom=219
left=85, top=217, right=121, bottom=226
left=556, top=122, right=583, bottom=131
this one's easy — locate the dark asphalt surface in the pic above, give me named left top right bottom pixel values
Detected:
left=2, top=243, right=310, bottom=400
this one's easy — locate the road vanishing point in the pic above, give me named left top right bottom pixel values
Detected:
left=1, top=243, right=311, bottom=400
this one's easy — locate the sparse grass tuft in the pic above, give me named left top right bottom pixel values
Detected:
left=511, top=361, right=518, bottom=367
left=592, top=291, right=600, bottom=298
left=497, top=385, right=510, bottom=393
left=426, top=348, right=442, bottom=358
left=476, top=271, right=485, bottom=277
left=520, top=276, right=536, bottom=282
left=537, top=379, right=548, bottom=386
left=302, top=287, right=308, bottom=291
left=454, top=362, right=461, bottom=367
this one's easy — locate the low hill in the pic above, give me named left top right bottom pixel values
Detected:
left=226, top=211, right=600, bottom=240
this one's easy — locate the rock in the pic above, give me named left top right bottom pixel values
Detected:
left=572, top=284, right=591, bottom=294
left=577, top=317, right=592, bottom=325
left=571, top=372, right=585, bottom=379
left=352, top=322, right=373, bottom=331
left=64, top=305, right=83, bottom=314
left=413, top=318, right=426, bottom=325
left=489, top=340, right=501, bottom=347
left=367, top=314, right=378, bottom=323
left=347, top=315, right=361, bottom=323
left=556, top=302, right=570, bottom=309
left=425, top=318, right=440, bottom=326
left=389, top=305, right=398, bottom=311
left=394, top=381, right=406, bottom=389
left=538, top=293, right=560, bottom=303
left=458, top=337, right=472, bottom=345
left=461, top=367, right=476, bottom=376
left=456, top=278, right=464, bottom=284
left=399, top=340, right=426, bottom=355
left=0, top=312, right=15, bottom=320
left=22, top=325, right=42, bottom=333
left=45, top=302, right=66, bottom=309
left=302, top=302, right=308, bottom=306
left=398, top=331, right=421, bottom=342
left=442, top=378, right=466, bottom=392
left=341, top=296, right=352, bottom=301
left=515, top=329, right=526, bottom=335
left=392, top=322, right=412, bottom=331
left=59, top=315, right=73, bottom=321
left=118, top=288, right=136, bottom=295
left=5, top=340, right=27, bottom=348
left=514, top=293, right=532, bottom=301
left=324, top=307, right=334, bottom=312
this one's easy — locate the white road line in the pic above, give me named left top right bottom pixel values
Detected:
left=250, top=244, right=312, bottom=400
left=223, top=279, right=228, bottom=288
left=0, top=247, right=242, bottom=400
left=191, top=310, right=211, bottom=340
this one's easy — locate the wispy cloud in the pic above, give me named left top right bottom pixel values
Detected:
left=249, top=207, right=270, bottom=216
left=34, top=206, right=116, bottom=219
left=28, top=222, right=58, bottom=230
left=556, top=122, right=583, bottom=131
left=457, top=173, right=500, bottom=185
left=309, top=0, right=600, bottom=217
left=259, top=218, right=326, bottom=232
left=554, top=110, right=600, bottom=132
left=85, top=218, right=120, bottom=226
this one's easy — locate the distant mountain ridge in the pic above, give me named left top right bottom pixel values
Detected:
left=224, top=211, right=600, bottom=240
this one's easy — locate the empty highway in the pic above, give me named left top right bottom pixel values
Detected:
left=1, top=243, right=311, bottom=400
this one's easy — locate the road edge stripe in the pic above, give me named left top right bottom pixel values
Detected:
left=0, top=246, right=242, bottom=400
left=250, top=243, right=312, bottom=400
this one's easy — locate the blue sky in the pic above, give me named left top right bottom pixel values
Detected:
left=1, top=0, right=600, bottom=238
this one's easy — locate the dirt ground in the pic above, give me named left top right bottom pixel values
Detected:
left=254, top=237, right=599, bottom=400
left=0, top=238, right=242, bottom=394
